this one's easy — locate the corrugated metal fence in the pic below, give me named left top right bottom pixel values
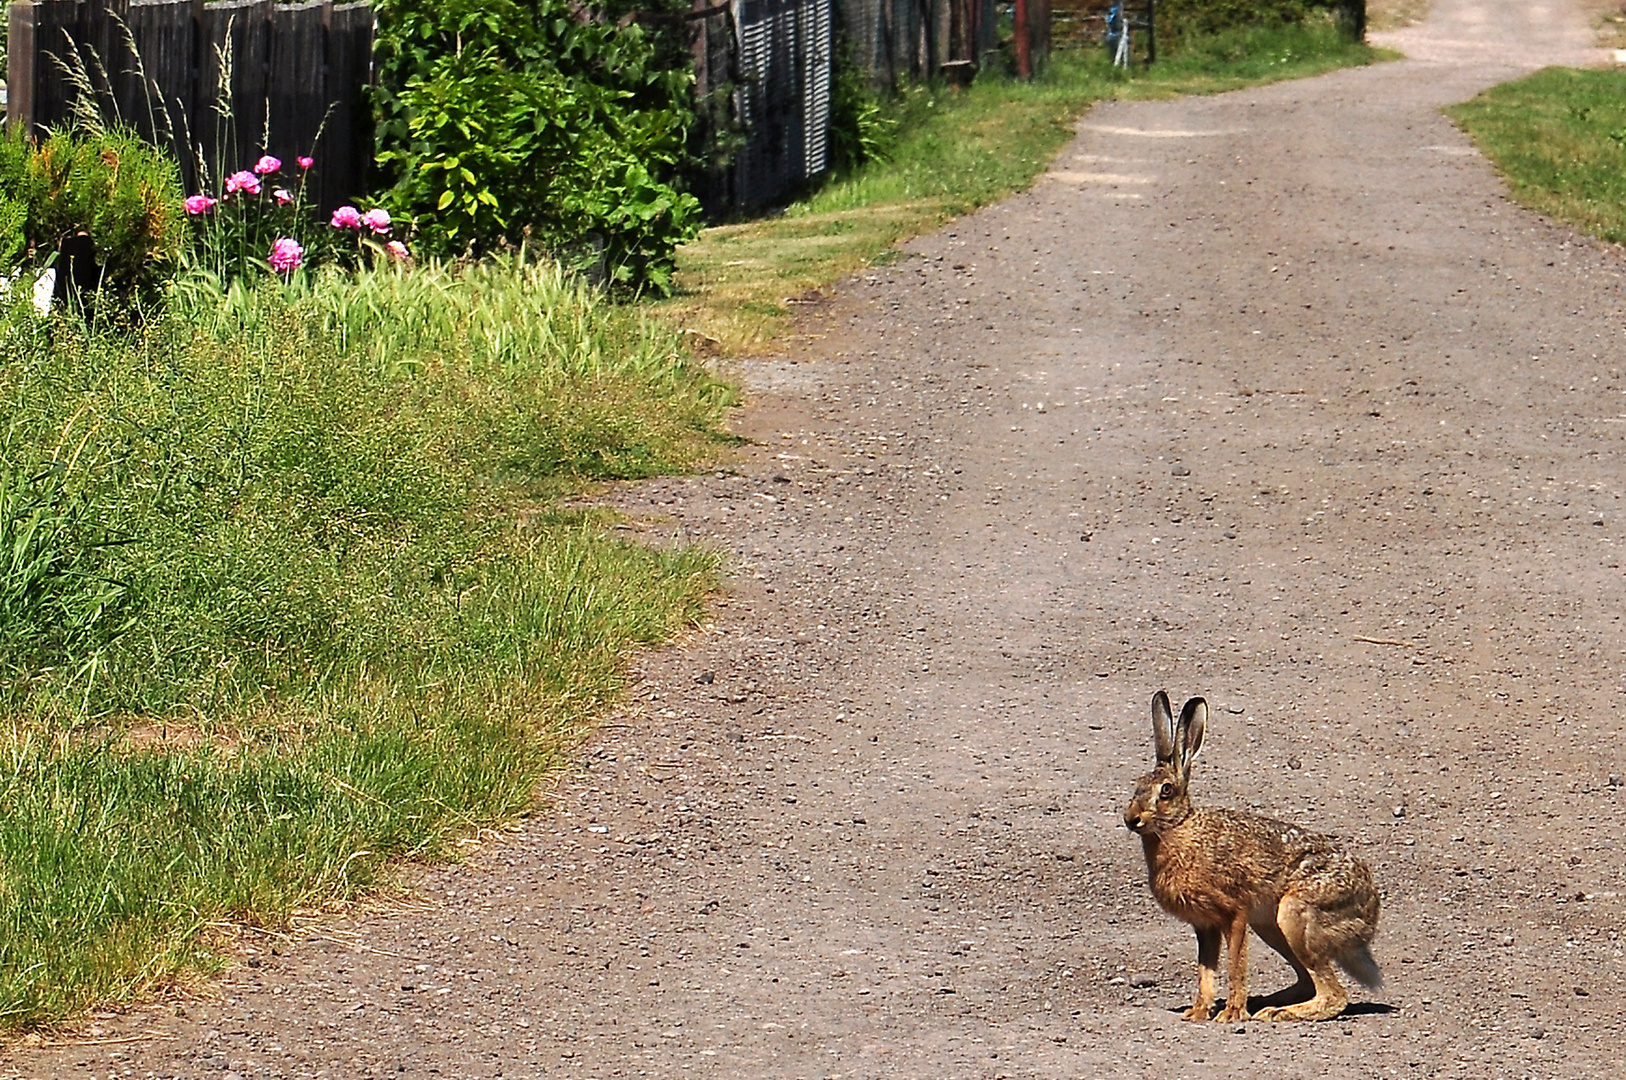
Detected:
left=7, top=0, right=373, bottom=209
left=731, top=0, right=830, bottom=207
left=690, top=0, right=1001, bottom=208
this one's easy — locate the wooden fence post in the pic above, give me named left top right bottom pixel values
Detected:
left=1014, top=0, right=1029, bottom=79
left=7, top=2, right=38, bottom=137
left=1342, top=0, right=1365, bottom=40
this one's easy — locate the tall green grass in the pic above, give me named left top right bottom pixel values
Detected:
left=0, top=256, right=731, bottom=1027
left=659, top=23, right=1384, bottom=353
left=1447, top=67, right=1626, bottom=244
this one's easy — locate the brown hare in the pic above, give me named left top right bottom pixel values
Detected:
left=1123, top=691, right=1382, bottom=1022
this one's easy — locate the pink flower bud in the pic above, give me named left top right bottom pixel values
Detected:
left=254, top=155, right=282, bottom=175
left=330, top=205, right=362, bottom=230
left=297, top=156, right=314, bottom=170
left=184, top=194, right=217, bottom=215
left=268, top=237, right=304, bottom=273
left=385, top=240, right=410, bottom=261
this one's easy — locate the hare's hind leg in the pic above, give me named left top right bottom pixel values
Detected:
left=1250, top=917, right=1315, bottom=1009
left=1252, top=895, right=1350, bottom=1022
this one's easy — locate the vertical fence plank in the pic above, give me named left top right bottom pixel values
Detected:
left=232, top=0, right=273, bottom=160
left=198, top=0, right=259, bottom=180
left=322, top=1, right=373, bottom=206
left=7, top=2, right=40, bottom=136
left=266, top=0, right=325, bottom=195
left=22, top=0, right=78, bottom=134
left=125, top=0, right=201, bottom=179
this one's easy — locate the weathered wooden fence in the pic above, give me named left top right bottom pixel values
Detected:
left=835, top=0, right=999, bottom=88
left=7, top=0, right=374, bottom=208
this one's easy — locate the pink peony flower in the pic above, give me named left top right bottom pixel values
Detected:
left=297, top=156, right=314, bottom=170
left=225, top=170, right=261, bottom=196
left=385, top=240, right=410, bottom=261
left=253, top=155, right=282, bottom=175
left=268, top=237, right=303, bottom=273
left=330, top=205, right=362, bottom=229
left=184, top=194, right=217, bottom=215
left=360, top=208, right=392, bottom=235
left=274, top=188, right=294, bottom=206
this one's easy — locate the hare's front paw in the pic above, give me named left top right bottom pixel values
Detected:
left=1181, top=1002, right=1214, bottom=1021
left=1213, top=1003, right=1251, bottom=1023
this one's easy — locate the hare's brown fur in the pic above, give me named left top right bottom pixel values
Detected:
left=1124, top=692, right=1381, bottom=1022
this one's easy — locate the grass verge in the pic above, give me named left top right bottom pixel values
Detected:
left=0, top=257, right=733, bottom=1028
left=1446, top=67, right=1626, bottom=244
left=657, top=22, right=1387, bottom=354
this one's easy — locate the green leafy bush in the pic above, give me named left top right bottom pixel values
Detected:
left=827, top=36, right=897, bottom=174
left=0, top=137, right=32, bottom=273
left=373, top=0, right=702, bottom=294
left=1156, top=0, right=1355, bottom=47
left=25, top=128, right=185, bottom=292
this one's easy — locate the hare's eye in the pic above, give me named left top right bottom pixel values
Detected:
left=1159, top=783, right=1174, bottom=800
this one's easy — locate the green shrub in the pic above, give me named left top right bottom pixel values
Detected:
left=1156, top=0, right=1353, bottom=47
left=827, top=36, right=897, bottom=174
left=26, top=128, right=185, bottom=292
left=373, top=0, right=702, bottom=294
left=0, top=137, right=32, bottom=274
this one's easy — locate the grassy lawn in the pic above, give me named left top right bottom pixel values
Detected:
left=657, top=23, right=1389, bottom=355
left=0, top=259, right=732, bottom=1028
left=1447, top=67, right=1626, bottom=244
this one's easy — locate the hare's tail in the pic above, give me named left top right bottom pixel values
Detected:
left=1337, top=943, right=1383, bottom=989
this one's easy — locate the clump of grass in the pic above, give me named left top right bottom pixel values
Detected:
left=0, top=255, right=732, bottom=1027
left=658, top=24, right=1383, bottom=353
left=1447, top=67, right=1626, bottom=244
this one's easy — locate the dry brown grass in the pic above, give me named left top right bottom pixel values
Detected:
left=653, top=199, right=956, bottom=355
left=1366, top=0, right=1431, bottom=32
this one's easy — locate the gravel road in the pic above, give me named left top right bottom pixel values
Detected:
left=9, top=1, right=1626, bottom=1077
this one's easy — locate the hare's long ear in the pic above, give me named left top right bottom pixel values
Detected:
left=1152, top=691, right=1176, bottom=766
left=1176, top=696, right=1208, bottom=781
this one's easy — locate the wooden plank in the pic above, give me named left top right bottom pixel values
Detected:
left=27, top=0, right=81, bottom=133
left=125, top=0, right=201, bottom=168
left=265, top=0, right=325, bottom=196
left=318, top=1, right=372, bottom=207
left=198, top=0, right=261, bottom=180
left=7, top=2, right=39, bottom=136
left=231, top=0, right=273, bottom=159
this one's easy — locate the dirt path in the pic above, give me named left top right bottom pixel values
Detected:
left=11, top=2, right=1626, bottom=1077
